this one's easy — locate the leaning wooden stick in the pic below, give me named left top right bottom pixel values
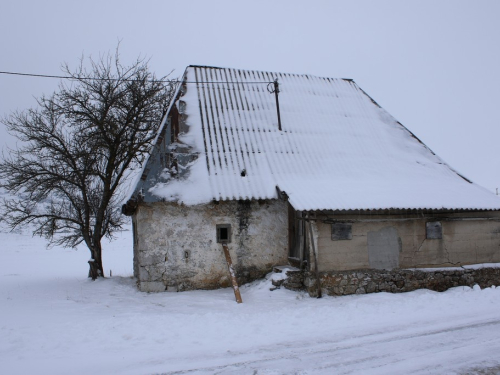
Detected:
left=222, top=244, right=243, bottom=303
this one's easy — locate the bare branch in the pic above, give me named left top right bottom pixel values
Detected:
left=0, top=47, right=177, bottom=279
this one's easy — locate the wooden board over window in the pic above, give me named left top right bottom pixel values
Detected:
left=426, top=221, right=442, bottom=239
left=331, top=223, right=352, bottom=241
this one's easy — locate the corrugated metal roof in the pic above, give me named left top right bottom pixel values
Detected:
left=140, top=65, right=500, bottom=211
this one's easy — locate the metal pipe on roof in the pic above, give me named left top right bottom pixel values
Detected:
left=268, top=79, right=282, bottom=131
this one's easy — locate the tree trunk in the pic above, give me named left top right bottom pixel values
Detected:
left=88, top=243, right=104, bottom=280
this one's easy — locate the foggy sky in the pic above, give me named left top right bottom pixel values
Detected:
left=1, top=0, right=499, bottom=192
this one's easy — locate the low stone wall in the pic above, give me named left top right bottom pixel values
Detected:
left=285, top=267, right=500, bottom=297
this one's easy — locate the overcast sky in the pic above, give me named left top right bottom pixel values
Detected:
left=1, top=0, right=499, bottom=192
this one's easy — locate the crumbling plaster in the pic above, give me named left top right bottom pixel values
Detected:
left=133, top=199, right=288, bottom=292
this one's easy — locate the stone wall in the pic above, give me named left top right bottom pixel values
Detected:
left=133, top=199, right=288, bottom=292
left=296, top=267, right=500, bottom=297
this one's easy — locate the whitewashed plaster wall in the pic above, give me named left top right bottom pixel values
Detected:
left=133, top=199, right=288, bottom=292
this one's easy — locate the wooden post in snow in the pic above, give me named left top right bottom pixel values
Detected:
left=222, top=244, right=243, bottom=304
left=308, top=220, right=322, bottom=298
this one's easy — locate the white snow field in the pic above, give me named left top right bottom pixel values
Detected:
left=2, top=226, right=500, bottom=375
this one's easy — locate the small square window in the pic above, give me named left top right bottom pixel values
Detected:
left=426, top=221, right=442, bottom=239
left=331, top=223, right=352, bottom=241
left=216, top=224, right=231, bottom=243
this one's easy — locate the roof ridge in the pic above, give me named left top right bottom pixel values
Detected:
left=186, top=65, right=352, bottom=82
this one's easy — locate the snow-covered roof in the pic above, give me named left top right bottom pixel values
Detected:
left=133, top=65, right=500, bottom=211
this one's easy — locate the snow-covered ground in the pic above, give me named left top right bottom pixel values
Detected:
left=2, top=226, right=500, bottom=375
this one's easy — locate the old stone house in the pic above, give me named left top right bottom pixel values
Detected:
left=123, top=65, right=500, bottom=295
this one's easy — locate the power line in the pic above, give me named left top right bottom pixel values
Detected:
left=0, top=70, right=272, bottom=84
left=0, top=70, right=173, bottom=83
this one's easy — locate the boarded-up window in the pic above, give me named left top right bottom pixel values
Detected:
left=426, top=221, right=442, bottom=239
left=331, top=223, right=352, bottom=241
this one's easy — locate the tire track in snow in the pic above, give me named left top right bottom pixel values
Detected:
left=155, top=318, right=500, bottom=375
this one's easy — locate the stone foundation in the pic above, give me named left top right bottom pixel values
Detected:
left=281, top=267, right=500, bottom=297
left=282, top=269, right=306, bottom=291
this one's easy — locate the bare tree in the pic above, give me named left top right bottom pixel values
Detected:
left=0, top=51, right=177, bottom=279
